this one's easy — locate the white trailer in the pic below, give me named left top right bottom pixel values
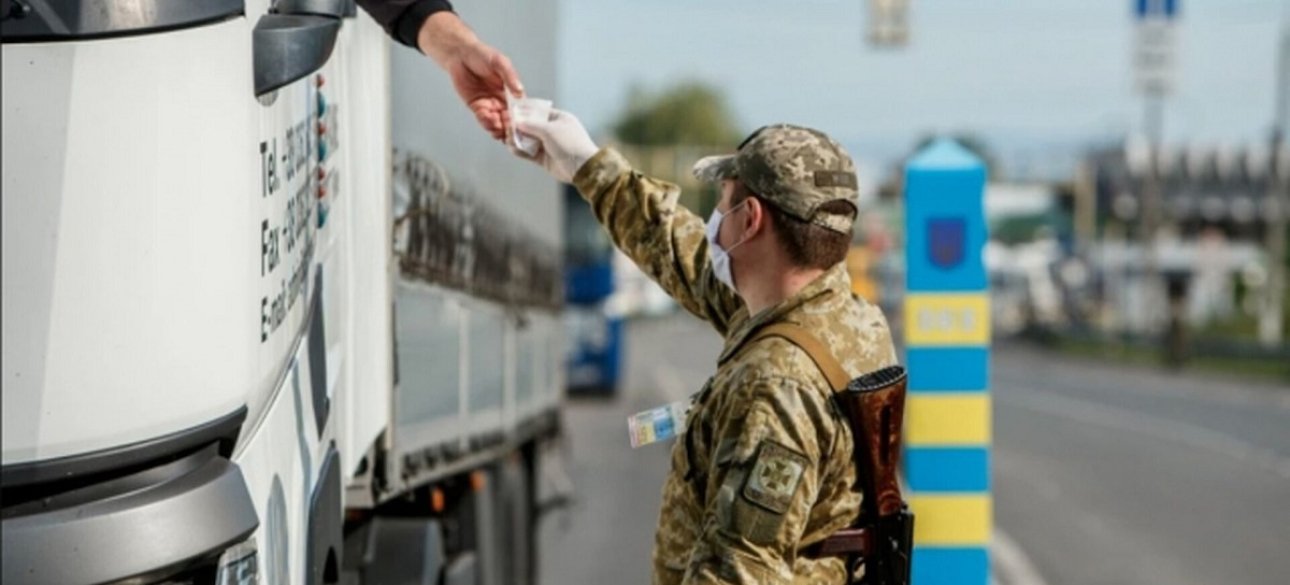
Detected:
left=1, top=1, right=564, bottom=583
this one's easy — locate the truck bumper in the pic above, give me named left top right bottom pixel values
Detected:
left=1, top=411, right=258, bottom=585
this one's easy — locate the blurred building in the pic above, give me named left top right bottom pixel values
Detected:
left=981, top=183, right=1075, bottom=336
left=1080, top=140, right=1289, bottom=333
left=1089, top=140, right=1288, bottom=241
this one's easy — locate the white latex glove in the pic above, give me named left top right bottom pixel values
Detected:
left=512, top=109, right=599, bottom=183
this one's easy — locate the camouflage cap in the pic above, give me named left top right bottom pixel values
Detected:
left=692, top=124, right=859, bottom=233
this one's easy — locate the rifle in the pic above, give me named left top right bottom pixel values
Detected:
left=743, top=324, right=913, bottom=585
left=818, top=365, right=914, bottom=585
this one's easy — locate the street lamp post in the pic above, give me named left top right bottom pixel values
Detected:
left=1258, top=20, right=1289, bottom=347
left=1142, top=91, right=1165, bottom=333
left=1133, top=0, right=1179, bottom=337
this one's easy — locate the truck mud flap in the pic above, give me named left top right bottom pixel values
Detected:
left=344, top=517, right=447, bottom=584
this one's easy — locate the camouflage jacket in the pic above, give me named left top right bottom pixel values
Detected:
left=572, top=148, right=898, bottom=584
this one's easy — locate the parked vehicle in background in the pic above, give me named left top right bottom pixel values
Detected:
left=563, top=185, right=625, bottom=396
left=2, top=1, right=563, bottom=583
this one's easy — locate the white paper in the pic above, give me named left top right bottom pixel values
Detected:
left=508, top=95, right=553, bottom=156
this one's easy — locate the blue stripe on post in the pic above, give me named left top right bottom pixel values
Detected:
left=905, top=447, right=990, bottom=492
left=912, top=547, right=990, bottom=585
left=905, top=347, right=989, bottom=391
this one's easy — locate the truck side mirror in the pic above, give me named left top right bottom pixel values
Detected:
left=253, top=13, right=340, bottom=96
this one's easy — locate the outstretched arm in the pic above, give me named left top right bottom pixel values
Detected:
left=572, top=148, right=745, bottom=334
left=355, top=1, right=524, bottom=140
left=512, top=110, right=745, bottom=333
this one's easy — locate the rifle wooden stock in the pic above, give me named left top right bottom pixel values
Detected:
left=824, top=365, right=914, bottom=585
left=838, top=365, right=908, bottom=519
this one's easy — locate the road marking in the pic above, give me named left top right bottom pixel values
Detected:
left=993, top=529, right=1050, bottom=585
left=1005, top=389, right=1290, bottom=480
left=995, top=353, right=1290, bottom=412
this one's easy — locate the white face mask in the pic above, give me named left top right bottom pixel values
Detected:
left=705, top=200, right=749, bottom=290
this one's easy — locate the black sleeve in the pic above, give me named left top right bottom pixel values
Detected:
left=355, top=0, right=454, bottom=49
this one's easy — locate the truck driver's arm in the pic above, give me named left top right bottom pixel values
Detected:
left=355, top=0, right=524, bottom=141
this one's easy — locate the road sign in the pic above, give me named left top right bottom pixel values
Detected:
left=1134, top=0, right=1180, bottom=95
left=868, top=0, right=909, bottom=48
left=1136, top=0, right=1178, bottom=20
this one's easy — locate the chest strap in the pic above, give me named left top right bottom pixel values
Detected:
left=741, top=323, right=882, bottom=561
left=686, top=323, right=846, bottom=504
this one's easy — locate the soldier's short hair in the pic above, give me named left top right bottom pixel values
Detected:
left=733, top=181, right=854, bottom=270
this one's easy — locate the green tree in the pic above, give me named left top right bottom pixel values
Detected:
left=609, top=80, right=742, bottom=214
left=612, top=81, right=741, bottom=147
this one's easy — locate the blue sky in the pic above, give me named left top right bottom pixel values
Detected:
left=557, top=0, right=1289, bottom=176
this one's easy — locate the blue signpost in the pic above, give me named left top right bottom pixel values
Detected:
left=1136, top=0, right=1178, bottom=19
left=903, top=139, right=991, bottom=585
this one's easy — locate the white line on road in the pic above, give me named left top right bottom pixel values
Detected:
left=1005, top=389, right=1290, bottom=480
left=993, top=529, right=1050, bottom=585
left=995, top=365, right=1290, bottom=413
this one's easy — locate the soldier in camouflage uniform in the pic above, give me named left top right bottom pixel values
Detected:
left=515, top=112, right=897, bottom=584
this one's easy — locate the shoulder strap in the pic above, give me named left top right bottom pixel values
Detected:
left=745, top=323, right=849, bottom=392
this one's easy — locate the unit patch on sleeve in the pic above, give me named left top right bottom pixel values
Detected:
left=742, top=440, right=808, bottom=514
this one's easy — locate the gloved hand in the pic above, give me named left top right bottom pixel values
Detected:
left=512, top=109, right=599, bottom=183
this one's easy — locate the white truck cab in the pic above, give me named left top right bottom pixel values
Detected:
left=3, top=1, right=562, bottom=582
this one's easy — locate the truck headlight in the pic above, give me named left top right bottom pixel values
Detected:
left=148, top=537, right=259, bottom=583
left=215, top=538, right=259, bottom=585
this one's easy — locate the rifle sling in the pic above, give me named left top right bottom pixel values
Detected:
left=740, top=323, right=878, bottom=561
left=686, top=323, right=841, bottom=508
left=742, top=323, right=850, bottom=392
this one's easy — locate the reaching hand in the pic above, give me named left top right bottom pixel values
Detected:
left=418, top=12, right=525, bottom=141
left=445, top=42, right=523, bottom=141
left=512, top=109, right=600, bottom=184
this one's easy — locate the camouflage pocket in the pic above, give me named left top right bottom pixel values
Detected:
left=730, top=495, right=788, bottom=545
left=713, top=471, right=781, bottom=546
left=682, top=378, right=716, bottom=502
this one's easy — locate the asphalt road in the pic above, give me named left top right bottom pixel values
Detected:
left=537, top=313, right=1290, bottom=585
left=993, top=344, right=1290, bottom=585
left=537, top=315, right=723, bottom=585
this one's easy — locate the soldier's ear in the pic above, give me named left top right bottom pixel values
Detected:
left=743, top=196, right=767, bottom=239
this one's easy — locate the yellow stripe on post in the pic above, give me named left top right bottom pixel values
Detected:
left=906, top=394, right=992, bottom=446
left=905, top=294, right=990, bottom=346
left=908, top=495, right=992, bottom=546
